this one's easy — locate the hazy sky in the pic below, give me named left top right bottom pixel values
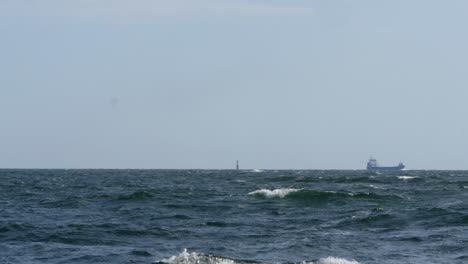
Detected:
left=1, top=0, right=467, bottom=169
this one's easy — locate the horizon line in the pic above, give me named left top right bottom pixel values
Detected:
left=0, top=167, right=466, bottom=171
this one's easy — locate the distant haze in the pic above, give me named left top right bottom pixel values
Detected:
left=1, top=1, right=467, bottom=169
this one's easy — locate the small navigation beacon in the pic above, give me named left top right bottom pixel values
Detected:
left=236, top=160, right=239, bottom=171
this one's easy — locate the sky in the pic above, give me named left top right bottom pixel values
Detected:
left=1, top=0, right=468, bottom=169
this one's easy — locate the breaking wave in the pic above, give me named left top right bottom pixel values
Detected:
left=158, top=249, right=251, bottom=264
left=304, top=257, right=360, bottom=264
left=397, top=176, right=418, bottom=181
left=158, top=250, right=359, bottom=264
left=248, top=188, right=401, bottom=201
left=248, top=188, right=301, bottom=198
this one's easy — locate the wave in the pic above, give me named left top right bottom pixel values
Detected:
left=414, top=206, right=468, bottom=227
left=269, top=175, right=297, bottom=182
left=39, top=196, right=83, bottom=208
left=158, top=249, right=241, bottom=264
left=117, top=190, right=154, bottom=201
left=304, top=257, right=360, bottom=264
left=131, top=250, right=153, bottom=256
left=248, top=188, right=301, bottom=198
left=333, top=176, right=382, bottom=183
left=248, top=188, right=402, bottom=201
left=397, top=176, right=418, bottom=181
left=206, top=221, right=228, bottom=227
left=158, top=250, right=359, bottom=264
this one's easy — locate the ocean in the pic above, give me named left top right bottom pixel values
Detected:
left=1, top=169, right=467, bottom=264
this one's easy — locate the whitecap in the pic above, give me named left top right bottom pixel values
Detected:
left=160, top=249, right=236, bottom=264
left=301, top=257, right=360, bottom=264
left=248, top=188, right=300, bottom=198
left=160, top=250, right=359, bottom=264
left=398, top=176, right=417, bottom=180
left=314, top=257, right=360, bottom=264
left=251, top=169, right=263, bottom=173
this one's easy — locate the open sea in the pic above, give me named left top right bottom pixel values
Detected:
left=1, top=169, right=467, bottom=264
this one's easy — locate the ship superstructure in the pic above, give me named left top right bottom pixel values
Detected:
left=367, top=157, right=405, bottom=171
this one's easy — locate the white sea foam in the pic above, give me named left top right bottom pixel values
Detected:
left=160, top=250, right=359, bottom=264
left=160, top=249, right=236, bottom=264
left=314, top=257, right=360, bottom=264
left=301, top=257, right=360, bottom=264
left=398, top=176, right=417, bottom=180
left=248, top=188, right=300, bottom=198
left=251, top=169, right=263, bottom=173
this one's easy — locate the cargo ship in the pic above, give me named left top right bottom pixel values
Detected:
left=366, top=157, right=405, bottom=171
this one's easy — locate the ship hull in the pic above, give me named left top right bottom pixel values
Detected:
left=367, top=166, right=404, bottom=171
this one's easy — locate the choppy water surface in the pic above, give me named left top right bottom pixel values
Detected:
left=1, top=169, right=467, bottom=264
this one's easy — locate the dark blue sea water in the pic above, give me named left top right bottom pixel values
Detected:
left=1, top=169, right=467, bottom=264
